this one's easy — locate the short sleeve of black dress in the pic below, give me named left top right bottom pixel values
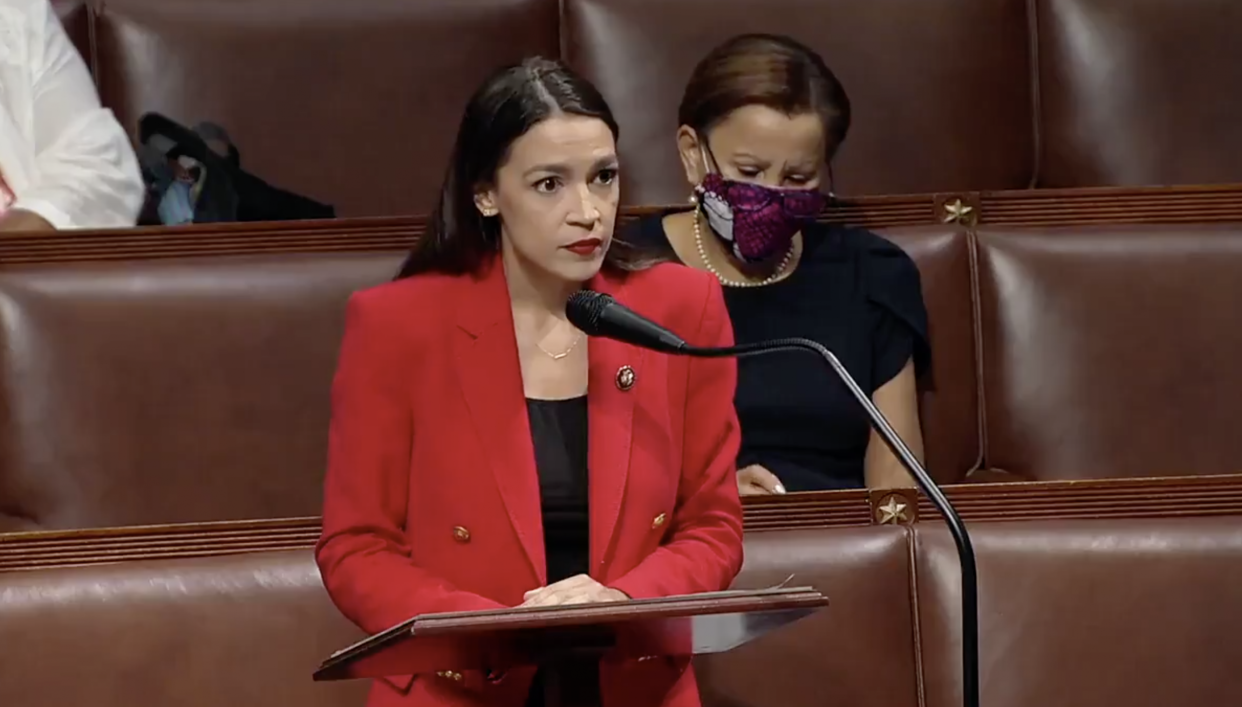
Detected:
left=863, top=232, right=932, bottom=390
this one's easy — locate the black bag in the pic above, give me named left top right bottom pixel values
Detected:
left=137, top=113, right=335, bottom=225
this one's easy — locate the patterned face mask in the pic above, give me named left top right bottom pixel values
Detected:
left=694, top=148, right=826, bottom=263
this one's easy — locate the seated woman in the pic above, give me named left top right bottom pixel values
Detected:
left=316, top=57, right=743, bottom=707
left=0, top=0, right=143, bottom=231
left=623, top=33, right=931, bottom=493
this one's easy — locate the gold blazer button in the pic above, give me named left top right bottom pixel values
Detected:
left=452, top=526, right=471, bottom=543
left=652, top=513, right=667, bottom=529
left=616, top=365, right=636, bottom=391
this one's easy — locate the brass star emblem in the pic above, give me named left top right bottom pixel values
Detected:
left=876, top=495, right=910, bottom=525
left=942, top=198, right=975, bottom=225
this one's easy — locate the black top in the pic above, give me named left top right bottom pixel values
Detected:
left=623, top=213, right=931, bottom=491
left=524, top=396, right=595, bottom=706
left=526, top=396, right=591, bottom=581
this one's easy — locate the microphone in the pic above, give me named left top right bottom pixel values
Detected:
left=567, top=290, right=980, bottom=707
left=565, top=289, right=689, bottom=354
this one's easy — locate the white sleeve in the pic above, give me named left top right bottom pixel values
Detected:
left=10, top=0, right=144, bottom=229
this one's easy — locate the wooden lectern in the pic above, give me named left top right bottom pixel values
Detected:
left=314, top=586, right=827, bottom=707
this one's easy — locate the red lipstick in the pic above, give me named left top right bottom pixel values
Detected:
left=563, top=237, right=603, bottom=255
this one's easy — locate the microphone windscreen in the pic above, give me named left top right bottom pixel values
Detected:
left=566, top=290, right=613, bottom=333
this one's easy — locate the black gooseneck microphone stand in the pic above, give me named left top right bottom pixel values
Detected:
left=685, top=337, right=979, bottom=707
left=564, top=291, right=979, bottom=707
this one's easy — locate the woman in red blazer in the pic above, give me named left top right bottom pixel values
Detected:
left=316, top=57, right=744, bottom=707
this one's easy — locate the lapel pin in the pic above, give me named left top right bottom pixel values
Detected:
left=615, top=365, right=636, bottom=391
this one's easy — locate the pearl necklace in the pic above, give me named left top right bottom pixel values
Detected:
left=693, top=212, right=795, bottom=288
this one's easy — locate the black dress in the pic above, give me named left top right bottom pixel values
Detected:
left=622, top=213, right=932, bottom=491
left=523, top=396, right=597, bottom=706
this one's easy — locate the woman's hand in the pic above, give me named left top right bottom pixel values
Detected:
left=520, top=574, right=629, bottom=607
left=0, top=210, right=55, bottom=233
left=737, top=464, right=786, bottom=496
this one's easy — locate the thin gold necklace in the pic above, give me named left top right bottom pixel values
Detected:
left=537, top=332, right=582, bottom=361
left=693, top=212, right=795, bottom=288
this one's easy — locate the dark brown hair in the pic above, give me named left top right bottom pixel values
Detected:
left=678, top=33, right=851, bottom=160
left=397, top=57, right=652, bottom=279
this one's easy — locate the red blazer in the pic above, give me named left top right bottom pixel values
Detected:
left=316, top=257, right=744, bottom=707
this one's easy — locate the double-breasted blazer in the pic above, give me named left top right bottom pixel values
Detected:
left=316, top=256, right=744, bottom=707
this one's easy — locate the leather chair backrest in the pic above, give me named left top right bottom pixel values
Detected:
left=89, top=0, right=560, bottom=216
left=1036, top=0, right=1242, bottom=188
left=883, top=226, right=980, bottom=482
left=976, top=225, right=1242, bottom=480
left=913, top=517, right=1242, bottom=707
left=0, top=549, right=368, bottom=707
left=698, top=527, right=918, bottom=707
left=0, top=252, right=400, bottom=531
left=562, top=0, right=1034, bottom=203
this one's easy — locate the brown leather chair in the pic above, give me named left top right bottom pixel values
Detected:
left=976, top=225, right=1242, bottom=481
left=0, top=253, right=399, bottom=532
left=561, top=0, right=1035, bottom=203
left=884, top=226, right=981, bottom=483
left=0, top=549, right=368, bottom=707
left=696, top=527, right=919, bottom=707
left=914, top=517, right=1242, bottom=707
left=1035, top=0, right=1242, bottom=188
left=87, top=0, right=561, bottom=217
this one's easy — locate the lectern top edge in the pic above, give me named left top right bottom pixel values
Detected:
left=416, top=585, right=824, bottom=628
left=319, top=586, right=827, bottom=673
